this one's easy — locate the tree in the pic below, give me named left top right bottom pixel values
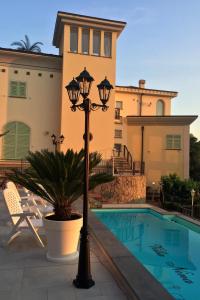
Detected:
left=11, top=35, right=43, bottom=52
left=7, top=149, right=113, bottom=220
left=190, top=134, right=200, bottom=181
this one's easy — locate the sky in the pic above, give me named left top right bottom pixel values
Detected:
left=0, top=0, right=200, bottom=139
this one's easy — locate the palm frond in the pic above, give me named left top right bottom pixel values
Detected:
left=24, top=35, right=31, bottom=49
left=7, top=149, right=113, bottom=220
left=11, top=35, right=43, bottom=52
left=10, top=41, right=25, bottom=48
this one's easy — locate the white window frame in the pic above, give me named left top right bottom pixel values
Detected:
left=156, top=99, right=165, bottom=116
left=82, top=28, right=90, bottom=54
left=70, top=26, right=78, bottom=53
left=166, top=135, right=181, bottom=150
left=93, top=30, right=101, bottom=56
left=116, top=101, right=123, bottom=110
left=104, top=31, right=112, bottom=57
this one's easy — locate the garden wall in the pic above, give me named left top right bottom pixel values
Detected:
left=91, top=175, right=146, bottom=205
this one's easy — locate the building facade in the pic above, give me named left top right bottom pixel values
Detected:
left=0, top=11, right=197, bottom=185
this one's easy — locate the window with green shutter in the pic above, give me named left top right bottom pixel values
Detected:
left=2, top=122, right=30, bottom=159
left=166, top=135, right=181, bottom=150
left=9, top=81, right=27, bottom=98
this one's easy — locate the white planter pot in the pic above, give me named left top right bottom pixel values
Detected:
left=43, top=213, right=83, bottom=262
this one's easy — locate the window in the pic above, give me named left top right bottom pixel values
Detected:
left=70, top=26, right=78, bottom=53
left=93, top=30, right=101, bottom=55
left=9, top=81, right=26, bottom=98
left=115, top=108, right=121, bottom=120
left=166, top=135, right=181, bottom=150
left=115, top=129, right=122, bottom=138
left=116, top=101, right=123, bottom=109
left=114, top=143, right=122, bottom=152
left=82, top=28, right=89, bottom=54
left=2, top=122, right=30, bottom=159
left=156, top=99, right=165, bottom=116
left=104, top=32, right=112, bottom=57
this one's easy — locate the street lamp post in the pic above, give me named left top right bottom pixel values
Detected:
left=66, top=68, right=113, bottom=289
left=51, top=134, right=65, bottom=152
left=191, top=189, right=195, bottom=217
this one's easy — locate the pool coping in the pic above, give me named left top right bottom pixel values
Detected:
left=102, top=203, right=200, bottom=226
left=89, top=206, right=175, bottom=300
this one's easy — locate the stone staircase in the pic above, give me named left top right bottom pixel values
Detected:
left=113, top=156, right=133, bottom=175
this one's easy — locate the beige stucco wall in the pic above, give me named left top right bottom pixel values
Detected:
left=126, top=124, right=190, bottom=185
left=0, top=53, right=62, bottom=158
left=115, top=90, right=172, bottom=116
left=59, top=24, right=117, bottom=159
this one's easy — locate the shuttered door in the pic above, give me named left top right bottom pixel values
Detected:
left=2, top=123, right=16, bottom=159
left=2, top=122, right=30, bottom=159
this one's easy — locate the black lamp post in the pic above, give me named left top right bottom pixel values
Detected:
left=65, top=68, right=113, bottom=289
left=51, top=134, right=65, bottom=152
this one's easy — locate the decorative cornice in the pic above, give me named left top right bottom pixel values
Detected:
left=53, top=11, right=126, bottom=48
left=126, top=115, right=198, bottom=126
left=116, top=85, right=178, bottom=98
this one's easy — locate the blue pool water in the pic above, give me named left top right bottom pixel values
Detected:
left=94, top=209, right=200, bottom=300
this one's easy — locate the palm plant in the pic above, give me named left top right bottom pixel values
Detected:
left=8, top=149, right=113, bottom=220
left=11, top=35, right=43, bottom=52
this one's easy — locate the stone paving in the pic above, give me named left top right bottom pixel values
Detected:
left=0, top=192, right=127, bottom=300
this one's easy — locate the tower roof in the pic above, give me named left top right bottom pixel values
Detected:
left=53, top=11, right=126, bottom=48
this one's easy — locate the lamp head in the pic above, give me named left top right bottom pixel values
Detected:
left=76, top=67, right=94, bottom=99
left=97, top=77, right=113, bottom=105
left=65, top=78, right=80, bottom=105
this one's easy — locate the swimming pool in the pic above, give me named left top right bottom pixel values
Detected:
left=93, top=208, right=200, bottom=300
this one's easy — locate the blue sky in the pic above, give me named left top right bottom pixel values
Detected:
left=0, top=0, right=200, bottom=139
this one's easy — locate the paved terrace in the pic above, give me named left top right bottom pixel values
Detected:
left=0, top=192, right=126, bottom=300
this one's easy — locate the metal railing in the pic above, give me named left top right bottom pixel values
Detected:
left=92, top=159, right=113, bottom=175
left=112, top=145, right=145, bottom=176
left=182, top=205, right=200, bottom=220
left=123, top=145, right=134, bottom=173
left=133, top=161, right=145, bottom=175
left=0, top=159, right=29, bottom=179
left=115, top=108, right=122, bottom=122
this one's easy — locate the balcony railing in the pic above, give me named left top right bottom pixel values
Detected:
left=0, top=159, right=29, bottom=180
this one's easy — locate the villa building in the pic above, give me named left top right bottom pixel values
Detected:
left=0, top=11, right=197, bottom=185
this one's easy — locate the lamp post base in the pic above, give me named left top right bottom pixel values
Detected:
left=73, top=278, right=95, bottom=289
left=73, top=227, right=95, bottom=289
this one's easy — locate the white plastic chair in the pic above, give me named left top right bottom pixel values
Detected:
left=6, top=181, right=52, bottom=217
left=3, top=188, right=44, bottom=247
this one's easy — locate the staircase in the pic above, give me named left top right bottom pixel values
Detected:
left=113, top=156, right=133, bottom=175
left=113, top=145, right=134, bottom=175
left=113, top=145, right=145, bottom=176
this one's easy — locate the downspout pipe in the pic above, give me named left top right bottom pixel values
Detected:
left=140, top=126, right=144, bottom=174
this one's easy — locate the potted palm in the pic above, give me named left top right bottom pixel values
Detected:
left=8, top=149, right=113, bottom=262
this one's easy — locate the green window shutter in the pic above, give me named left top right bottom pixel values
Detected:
left=9, top=81, right=26, bottom=97
left=9, top=81, right=18, bottom=97
left=2, top=123, right=17, bottom=159
left=173, top=135, right=181, bottom=149
left=166, top=135, right=181, bottom=150
left=166, top=135, right=173, bottom=149
left=16, top=122, right=30, bottom=159
left=2, top=122, right=30, bottom=159
left=19, top=82, right=26, bottom=97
